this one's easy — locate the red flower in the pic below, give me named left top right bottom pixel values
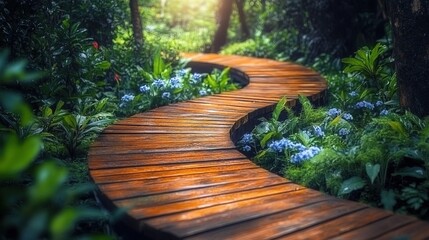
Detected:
left=92, top=41, right=99, bottom=50
left=114, top=73, right=121, bottom=83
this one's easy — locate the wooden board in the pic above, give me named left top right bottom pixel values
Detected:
left=88, top=54, right=429, bottom=239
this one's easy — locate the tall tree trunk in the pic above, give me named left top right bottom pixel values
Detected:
left=129, top=0, right=143, bottom=49
left=210, top=0, right=234, bottom=53
left=235, top=0, right=250, bottom=39
left=389, top=0, right=429, bottom=117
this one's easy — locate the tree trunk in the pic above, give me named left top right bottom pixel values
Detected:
left=129, top=0, right=144, bottom=48
left=210, top=0, right=234, bottom=53
left=235, top=0, right=250, bottom=39
left=389, top=0, right=429, bottom=117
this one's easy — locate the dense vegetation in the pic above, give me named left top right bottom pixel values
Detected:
left=1, top=0, right=428, bottom=238
left=238, top=44, right=429, bottom=219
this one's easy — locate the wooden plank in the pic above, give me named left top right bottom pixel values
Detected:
left=88, top=149, right=246, bottom=169
left=91, top=163, right=259, bottom=184
left=143, top=189, right=326, bottom=236
left=277, top=207, right=393, bottom=240
left=100, top=167, right=276, bottom=198
left=111, top=175, right=287, bottom=204
left=186, top=200, right=367, bottom=240
left=330, top=215, right=419, bottom=240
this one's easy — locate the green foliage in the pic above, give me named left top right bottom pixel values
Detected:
left=241, top=44, right=429, bottom=220
left=0, top=52, right=110, bottom=239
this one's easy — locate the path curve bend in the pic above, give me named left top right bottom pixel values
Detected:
left=88, top=54, right=429, bottom=239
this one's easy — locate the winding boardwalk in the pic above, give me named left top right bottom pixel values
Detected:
left=88, top=54, right=429, bottom=239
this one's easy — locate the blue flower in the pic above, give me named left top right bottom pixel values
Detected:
left=291, top=146, right=322, bottom=164
left=375, top=101, right=384, bottom=107
left=268, top=138, right=305, bottom=153
left=240, top=133, right=254, bottom=144
left=191, top=73, right=203, bottom=84
left=152, top=79, right=165, bottom=88
left=162, top=92, right=171, bottom=99
left=121, top=94, right=135, bottom=102
left=199, top=89, right=208, bottom=96
left=175, top=69, right=187, bottom=77
left=349, top=91, right=358, bottom=97
left=170, top=77, right=182, bottom=89
left=380, top=109, right=389, bottom=116
left=342, top=113, right=353, bottom=121
left=313, top=126, right=325, bottom=137
left=338, top=128, right=350, bottom=136
left=242, top=145, right=252, bottom=152
left=327, top=108, right=342, bottom=117
left=139, top=85, right=150, bottom=93
left=355, top=101, right=374, bottom=110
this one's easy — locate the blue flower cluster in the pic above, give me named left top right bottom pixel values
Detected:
left=355, top=101, right=374, bottom=110
left=152, top=79, right=165, bottom=88
left=139, top=85, right=150, bottom=93
left=338, top=128, right=350, bottom=136
left=121, top=94, right=135, bottom=102
left=240, top=133, right=254, bottom=144
left=191, top=73, right=203, bottom=84
left=162, top=92, right=171, bottom=99
left=268, top=138, right=306, bottom=153
left=175, top=69, right=187, bottom=77
left=375, top=101, right=384, bottom=107
left=349, top=91, right=358, bottom=97
left=380, top=109, right=389, bottom=116
left=170, top=77, right=182, bottom=89
left=342, top=113, right=353, bottom=121
left=313, top=125, right=325, bottom=137
left=291, top=146, right=322, bottom=164
left=242, top=145, right=252, bottom=152
left=327, top=108, right=342, bottom=117
left=199, top=89, right=208, bottom=96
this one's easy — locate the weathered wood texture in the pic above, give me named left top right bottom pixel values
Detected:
left=88, top=54, right=429, bottom=239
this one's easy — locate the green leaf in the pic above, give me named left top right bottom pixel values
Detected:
left=392, top=167, right=426, bottom=179
left=329, top=115, right=342, bottom=127
left=260, top=132, right=275, bottom=148
left=95, top=61, right=111, bottom=70
left=272, top=96, right=286, bottom=121
left=338, top=176, right=366, bottom=195
left=153, top=52, right=165, bottom=78
left=50, top=208, right=78, bottom=238
left=365, top=163, right=380, bottom=184
left=381, top=189, right=396, bottom=211
left=31, top=161, right=68, bottom=203
left=387, top=121, right=407, bottom=137
left=0, top=134, right=41, bottom=178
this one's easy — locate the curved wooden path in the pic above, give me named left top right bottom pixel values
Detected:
left=88, top=54, right=429, bottom=239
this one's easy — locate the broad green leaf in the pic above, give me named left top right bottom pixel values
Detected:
left=387, top=121, right=407, bottom=137
left=329, top=115, right=342, bottom=127
left=31, top=161, right=68, bottom=203
left=338, top=176, right=366, bottom=195
left=95, top=61, right=111, bottom=70
left=260, top=132, right=275, bottom=148
left=272, top=96, right=286, bottom=121
left=50, top=208, right=78, bottom=238
left=153, top=52, right=165, bottom=78
left=365, top=163, right=380, bottom=184
left=392, top=167, right=426, bottom=179
left=0, top=135, right=41, bottom=178
left=381, top=189, right=396, bottom=211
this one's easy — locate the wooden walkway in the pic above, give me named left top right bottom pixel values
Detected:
left=88, top=54, right=429, bottom=239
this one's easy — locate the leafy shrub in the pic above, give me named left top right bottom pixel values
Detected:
left=116, top=52, right=238, bottom=116
left=238, top=44, right=429, bottom=219
left=0, top=50, right=111, bottom=239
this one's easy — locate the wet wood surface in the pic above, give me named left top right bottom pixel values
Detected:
left=88, top=54, right=429, bottom=239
